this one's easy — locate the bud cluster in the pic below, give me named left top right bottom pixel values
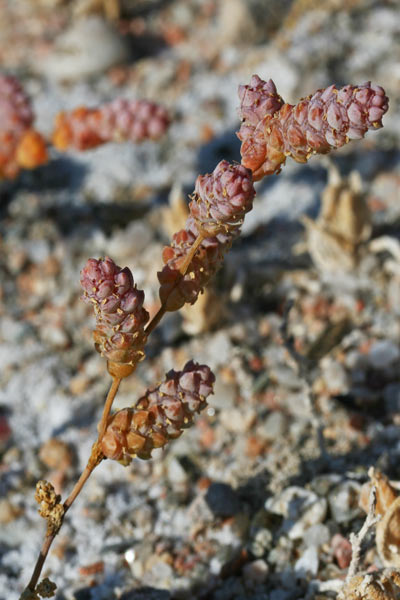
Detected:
left=189, top=159, right=255, bottom=233
left=101, top=361, right=215, bottom=463
left=238, top=77, right=389, bottom=181
left=80, top=257, right=149, bottom=369
left=158, top=161, right=255, bottom=312
left=52, top=98, right=170, bottom=151
left=237, top=76, right=284, bottom=182
left=0, top=75, right=48, bottom=179
left=35, top=579, right=57, bottom=599
left=158, top=217, right=234, bottom=311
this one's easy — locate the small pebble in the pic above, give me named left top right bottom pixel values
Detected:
left=294, top=545, right=319, bottom=576
left=0, top=499, right=22, bottom=524
left=39, top=438, right=73, bottom=470
left=261, top=411, right=287, bottom=441
left=331, top=533, right=353, bottom=569
left=328, top=480, right=363, bottom=523
left=209, top=377, right=237, bottom=410
left=265, top=487, right=327, bottom=539
left=304, top=523, right=330, bottom=547
left=249, top=528, right=273, bottom=557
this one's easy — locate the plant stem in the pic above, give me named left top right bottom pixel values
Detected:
left=23, top=375, right=121, bottom=595
left=145, top=303, right=167, bottom=337
left=25, top=452, right=100, bottom=593
left=96, top=376, right=121, bottom=441
left=178, top=232, right=205, bottom=276
left=23, top=230, right=206, bottom=595
left=145, top=232, right=205, bottom=337
left=345, top=485, right=379, bottom=584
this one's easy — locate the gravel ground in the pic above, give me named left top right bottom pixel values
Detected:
left=1, top=1, right=400, bottom=599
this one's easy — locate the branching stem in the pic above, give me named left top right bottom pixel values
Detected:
left=345, top=485, right=379, bottom=583
left=22, top=232, right=206, bottom=597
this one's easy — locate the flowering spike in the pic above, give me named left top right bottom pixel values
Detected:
left=0, top=75, right=48, bottom=179
left=52, top=98, right=170, bottom=151
left=101, top=361, right=215, bottom=463
left=189, top=160, right=255, bottom=234
left=158, top=161, right=254, bottom=312
left=158, top=217, right=234, bottom=311
left=238, top=76, right=389, bottom=181
left=80, top=257, right=149, bottom=373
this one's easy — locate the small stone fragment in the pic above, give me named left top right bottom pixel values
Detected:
left=332, top=533, right=353, bottom=569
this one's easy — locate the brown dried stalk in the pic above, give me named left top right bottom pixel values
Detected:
left=345, top=485, right=380, bottom=584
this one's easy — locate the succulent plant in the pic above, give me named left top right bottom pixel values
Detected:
left=158, top=161, right=255, bottom=311
left=158, top=216, right=234, bottom=311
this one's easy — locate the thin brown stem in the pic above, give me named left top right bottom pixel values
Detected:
left=178, top=232, right=205, bottom=275
left=25, top=454, right=100, bottom=593
left=97, top=376, right=121, bottom=441
left=145, top=232, right=205, bottom=338
left=23, top=375, right=120, bottom=596
left=145, top=304, right=167, bottom=337
left=26, top=533, right=54, bottom=594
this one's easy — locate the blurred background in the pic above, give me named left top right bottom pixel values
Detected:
left=0, top=1, right=400, bottom=599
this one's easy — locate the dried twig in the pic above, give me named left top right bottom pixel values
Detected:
left=346, top=485, right=380, bottom=583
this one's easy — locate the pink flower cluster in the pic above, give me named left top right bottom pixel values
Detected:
left=101, top=361, right=215, bottom=463
left=238, top=77, right=389, bottom=181
left=159, top=161, right=255, bottom=311
left=190, top=159, right=255, bottom=233
left=80, top=257, right=149, bottom=366
left=53, top=98, right=170, bottom=151
left=0, top=75, right=47, bottom=178
left=158, top=217, right=232, bottom=311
